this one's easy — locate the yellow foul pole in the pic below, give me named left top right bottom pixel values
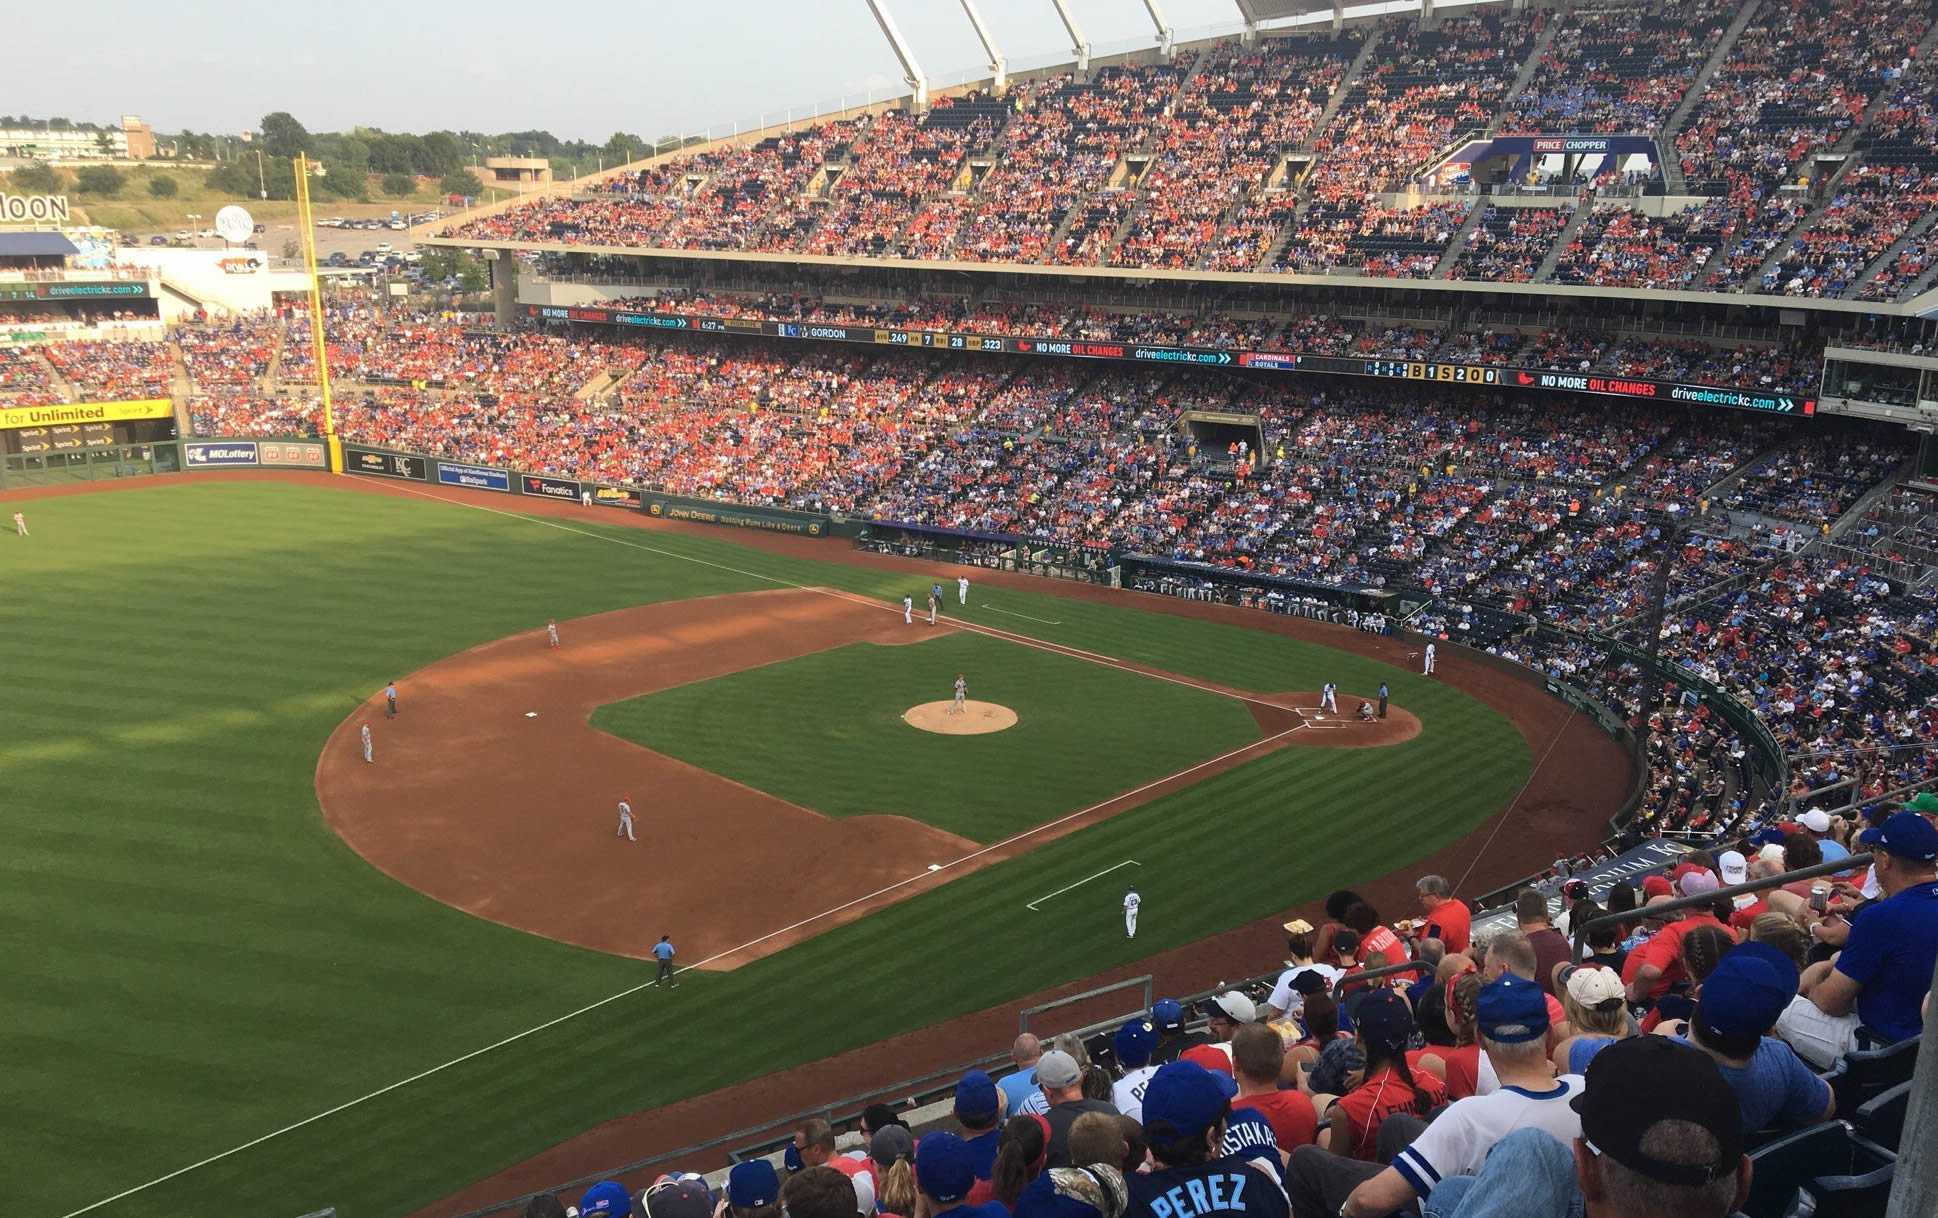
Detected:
left=292, top=154, right=341, bottom=470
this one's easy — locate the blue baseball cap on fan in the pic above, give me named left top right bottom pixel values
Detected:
left=1116, top=1018, right=1158, bottom=1067
left=1861, top=811, right=1938, bottom=863
left=580, top=1181, right=632, bottom=1218
left=916, top=1132, right=977, bottom=1204
left=1477, top=974, right=1550, bottom=1043
left=1153, top=999, right=1185, bottom=1031
left=955, top=1070, right=999, bottom=1122
left=728, top=1160, right=781, bottom=1211
left=1141, top=1059, right=1237, bottom=1143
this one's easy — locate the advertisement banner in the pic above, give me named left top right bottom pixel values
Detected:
left=645, top=494, right=827, bottom=536
left=590, top=484, right=643, bottom=509
left=436, top=461, right=512, bottom=492
left=344, top=447, right=428, bottom=480
left=519, top=473, right=581, bottom=501
left=526, top=305, right=1814, bottom=417
left=0, top=399, right=174, bottom=430
left=185, top=440, right=259, bottom=467
left=259, top=440, right=327, bottom=467
left=11, top=422, right=114, bottom=453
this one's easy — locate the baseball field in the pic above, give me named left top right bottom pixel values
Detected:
left=0, top=473, right=1624, bottom=1217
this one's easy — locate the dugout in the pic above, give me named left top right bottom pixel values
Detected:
left=855, top=521, right=1117, bottom=585
left=1119, top=554, right=1395, bottom=617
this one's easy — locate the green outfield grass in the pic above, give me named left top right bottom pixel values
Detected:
left=0, top=479, right=1532, bottom=1218
left=593, top=633, right=1263, bottom=841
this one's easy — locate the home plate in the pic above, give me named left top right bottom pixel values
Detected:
left=525, top=711, right=539, bottom=718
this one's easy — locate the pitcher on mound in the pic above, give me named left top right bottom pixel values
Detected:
left=950, top=673, right=968, bottom=715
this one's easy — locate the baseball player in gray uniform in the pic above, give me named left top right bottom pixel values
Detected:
left=360, top=723, right=373, bottom=763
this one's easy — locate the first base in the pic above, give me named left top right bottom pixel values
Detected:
left=524, top=711, right=538, bottom=718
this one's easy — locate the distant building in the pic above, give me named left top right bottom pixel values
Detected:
left=483, top=157, right=552, bottom=191
left=0, top=115, right=155, bottom=161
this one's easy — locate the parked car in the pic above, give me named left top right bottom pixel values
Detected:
left=326, top=252, right=348, bottom=267
left=149, top=235, right=169, bottom=246
left=388, top=220, right=407, bottom=230
left=196, top=228, right=216, bottom=239
left=173, top=230, right=191, bottom=240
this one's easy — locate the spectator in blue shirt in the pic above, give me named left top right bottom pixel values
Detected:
left=1791, top=811, right=1938, bottom=1062
left=1663, top=942, right=1833, bottom=1133
left=1796, top=808, right=1852, bottom=871
left=998, top=1034, right=1043, bottom=1116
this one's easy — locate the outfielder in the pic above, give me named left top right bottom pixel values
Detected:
left=11, top=510, right=25, bottom=536
left=950, top=673, right=967, bottom=714
left=547, top=619, right=560, bottom=648
left=616, top=798, right=636, bottom=842
left=1123, top=885, right=1141, bottom=938
left=903, top=593, right=914, bottom=624
left=360, top=723, right=373, bottom=763
left=1320, top=682, right=1339, bottom=714
left=1424, top=642, right=1437, bottom=675
left=958, top=575, right=969, bottom=605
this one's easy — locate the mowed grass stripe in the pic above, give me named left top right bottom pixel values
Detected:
left=1, top=483, right=1529, bottom=1218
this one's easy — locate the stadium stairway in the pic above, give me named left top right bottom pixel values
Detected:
left=1659, top=0, right=1765, bottom=196
left=1850, top=210, right=1938, bottom=299
left=1484, top=9, right=1568, bottom=137
left=1431, top=202, right=1491, bottom=277
left=1533, top=204, right=1595, bottom=281
left=32, top=349, right=75, bottom=402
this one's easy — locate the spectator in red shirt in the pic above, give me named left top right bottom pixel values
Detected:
left=1344, top=901, right=1409, bottom=978
left=1320, top=990, right=1446, bottom=1161
left=1623, top=895, right=1732, bottom=1005
left=1417, top=970, right=1489, bottom=1100
left=1230, top=1023, right=1318, bottom=1152
left=1413, top=874, right=1472, bottom=955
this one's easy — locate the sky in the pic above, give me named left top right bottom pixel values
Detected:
left=11, top=0, right=1264, bottom=143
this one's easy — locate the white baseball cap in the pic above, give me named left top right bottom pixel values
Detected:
left=1718, top=850, right=1748, bottom=886
left=1758, top=843, right=1787, bottom=865
left=1211, top=991, right=1257, bottom=1024
left=1799, top=809, right=1832, bottom=833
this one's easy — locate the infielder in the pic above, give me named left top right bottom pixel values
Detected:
left=360, top=723, right=373, bottom=763
left=11, top=510, right=25, bottom=536
left=1424, top=642, right=1437, bottom=675
left=958, top=575, right=969, bottom=605
left=616, top=798, right=636, bottom=842
left=950, top=673, right=967, bottom=714
left=547, top=619, right=560, bottom=648
left=927, top=592, right=938, bottom=626
left=1123, top=885, right=1141, bottom=938
left=903, top=593, right=914, bottom=624
left=1320, top=682, right=1339, bottom=714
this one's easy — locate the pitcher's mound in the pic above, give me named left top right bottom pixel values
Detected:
left=904, top=700, right=1018, bottom=735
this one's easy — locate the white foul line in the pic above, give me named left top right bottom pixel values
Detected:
left=982, top=603, right=1064, bottom=626
left=60, top=486, right=1307, bottom=1218
left=1027, top=859, right=1140, bottom=910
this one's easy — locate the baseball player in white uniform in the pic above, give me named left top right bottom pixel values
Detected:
left=927, top=593, right=938, bottom=626
left=616, top=799, right=636, bottom=842
left=1320, top=683, right=1339, bottom=714
left=1424, top=642, right=1437, bottom=675
left=1123, top=885, right=1141, bottom=938
left=546, top=619, right=560, bottom=648
left=360, top=723, right=373, bottom=763
left=951, top=674, right=968, bottom=714
left=903, top=594, right=914, bottom=624
left=958, top=576, right=969, bottom=605
left=11, top=511, right=25, bottom=536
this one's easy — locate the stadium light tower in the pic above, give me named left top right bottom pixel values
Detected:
left=1142, top=0, right=1176, bottom=57
left=1049, top=0, right=1092, bottom=71
left=863, top=0, right=931, bottom=111
left=959, top=0, right=1008, bottom=93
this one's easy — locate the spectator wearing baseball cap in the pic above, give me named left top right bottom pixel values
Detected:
left=1571, top=1037, right=1751, bottom=1218
left=1796, top=808, right=1852, bottom=870
left=1789, top=809, right=1938, bottom=1061
left=1148, top=999, right=1212, bottom=1065
left=917, top=1132, right=1009, bottom=1218
left=1413, top=875, right=1472, bottom=955
left=1122, top=1060, right=1291, bottom=1218
left=1318, top=990, right=1443, bottom=1162
left=642, top=1177, right=713, bottom=1218
left=1035, top=1049, right=1118, bottom=1169
left=727, top=1161, right=781, bottom=1218
left=954, top=1070, right=1004, bottom=1182
left=1326, top=974, right=1585, bottom=1218
left=869, top=1126, right=918, bottom=1216
left=1550, top=964, right=1631, bottom=1075
left=1111, top=1019, right=1159, bottom=1122
left=579, top=1182, right=632, bottom=1218
left=1664, top=942, right=1834, bottom=1132
left=989, top=1113, right=1052, bottom=1209
left=1230, top=1023, right=1318, bottom=1153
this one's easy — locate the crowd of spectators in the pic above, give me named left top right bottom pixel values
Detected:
left=38, top=340, right=174, bottom=401
left=1547, top=199, right=1733, bottom=289
left=1499, top=0, right=1730, bottom=134
left=0, top=346, right=60, bottom=404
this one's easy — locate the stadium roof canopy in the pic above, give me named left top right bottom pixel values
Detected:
left=0, top=232, right=78, bottom=258
left=1235, top=0, right=1340, bottom=19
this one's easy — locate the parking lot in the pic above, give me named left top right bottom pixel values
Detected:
left=121, top=211, right=437, bottom=264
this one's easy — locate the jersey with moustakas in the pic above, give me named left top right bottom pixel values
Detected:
left=1124, top=1154, right=1290, bottom=1218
